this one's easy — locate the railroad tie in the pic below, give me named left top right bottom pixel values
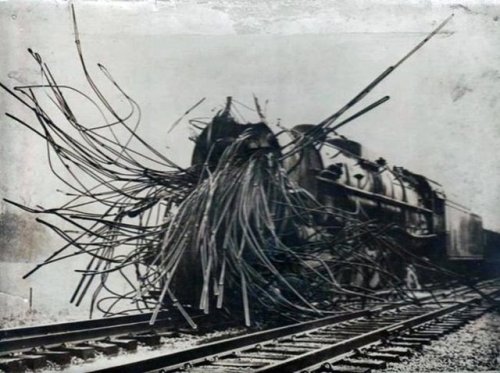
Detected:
left=236, top=351, right=289, bottom=361
left=320, top=362, right=371, bottom=373
left=129, top=333, right=162, bottom=346
left=83, top=341, right=119, bottom=355
left=409, top=330, right=445, bottom=339
left=278, top=343, right=325, bottom=350
left=375, top=346, right=413, bottom=356
left=295, top=337, right=342, bottom=344
left=108, top=338, right=138, bottom=351
left=257, top=345, right=310, bottom=355
left=360, top=352, right=401, bottom=362
left=32, top=349, right=72, bottom=365
left=310, top=330, right=346, bottom=337
left=53, top=344, right=96, bottom=360
left=393, top=336, right=432, bottom=345
left=385, top=341, right=423, bottom=350
left=16, top=355, right=47, bottom=370
left=0, top=357, right=26, bottom=373
left=337, top=357, right=387, bottom=369
left=209, top=359, right=268, bottom=368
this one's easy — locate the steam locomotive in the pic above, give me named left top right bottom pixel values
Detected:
left=285, top=124, right=485, bottom=265
left=192, top=108, right=498, bottom=285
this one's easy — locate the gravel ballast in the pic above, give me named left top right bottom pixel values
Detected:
left=381, top=310, right=500, bottom=372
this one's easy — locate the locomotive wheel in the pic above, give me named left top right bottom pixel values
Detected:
left=404, top=264, right=422, bottom=290
left=368, top=270, right=381, bottom=289
left=349, top=267, right=381, bottom=289
left=351, top=269, right=364, bottom=288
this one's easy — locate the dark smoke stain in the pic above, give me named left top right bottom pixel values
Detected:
left=450, top=4, right=473, bottom=14
left=7, top=69, right=38, bottom=85
left=451, top=83, right=473, bottom=102
left=450, top=3, right=499, bottom=20
left=481, top=69, right=500, bottom=81
left=489, top=95, right=498, bottom=109
left=0, top=212, right=51, bottom=263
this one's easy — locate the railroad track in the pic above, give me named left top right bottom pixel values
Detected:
left=0, top=280, right=497, bottom=372
left=89, top=280, right=500, bottom=373
left=0, top=310, right=223, bottom=372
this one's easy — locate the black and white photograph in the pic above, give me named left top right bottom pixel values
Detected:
left=1, top=0, right=499, bottom=372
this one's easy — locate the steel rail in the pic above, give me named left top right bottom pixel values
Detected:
left=0, top=311, right=202, bottom=353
